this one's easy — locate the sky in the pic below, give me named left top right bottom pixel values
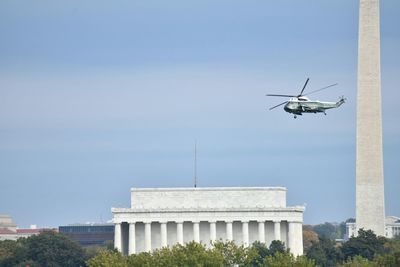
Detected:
left=0, top=0, right=399, bottom=228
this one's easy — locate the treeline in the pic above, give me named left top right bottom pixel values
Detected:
left=305, top=229, right=400, bottom=267
left=87, top=240, right=314, bottom=267
left=0, top=231, right=87, bottom=267
left=304, top=219, right=355, bottom=242
left=1, top=229, right=399, bottom=266
left=87, top=229, right=400, bottom=267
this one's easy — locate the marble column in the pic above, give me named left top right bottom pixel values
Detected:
left=144, top=222, right=152, bottom=252
left=258, top=221, right=265, bottom=243
left=288, top=222, right=303, bottom=256
left=210, top=221, right=217, bottom=243
left=193, top=221, right=200, bottom=243
left=226, top=221, right=233, bottom=241
left=160, top=222, right=168, bottom=247
left=242, top=221, right=249, bottom=247
left=114, top=223, right=122, bottom=252
left=128, top=222, right=136, bottom=255
left=288, top=222, right=295, bottom=253
left=274, top=221, right=281, bottom=241
left=177, top=222, right=184, bottom=244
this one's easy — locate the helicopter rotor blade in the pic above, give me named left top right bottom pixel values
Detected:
left=266, top=94, right=297, bottom=97
left=299, top=78, right=310, bottom=96
left=269, top=101, right=288, bottom=110
left=303, top=83, right=338, bottom=96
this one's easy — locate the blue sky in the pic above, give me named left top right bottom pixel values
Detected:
left=0, top=0, right=399, bottom=227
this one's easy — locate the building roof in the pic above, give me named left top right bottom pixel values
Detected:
left=386, top=216, right=400, bottom=225
left=0, top=228, right=16, bottom=234
left=62, top=223, right=113, bottom=227
left=16, top=229, right=41, bottom=234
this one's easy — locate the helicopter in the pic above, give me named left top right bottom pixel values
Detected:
left=266, top=78, right=345, bottom=118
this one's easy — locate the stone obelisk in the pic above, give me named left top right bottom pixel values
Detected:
left=356, top=0, right=385, bottom=236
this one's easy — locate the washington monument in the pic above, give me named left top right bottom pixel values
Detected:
left=356, top=0, right=385, bottom=236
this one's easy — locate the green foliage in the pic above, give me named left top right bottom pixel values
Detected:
left=0, top=231, right=86, bottom=267
left=372, top=237, right=400, bottom=267
left=306, top=236, right=343, bottom=267
left=337, top=255, right=375, bottom=267
left=269, top=240, right=287, bottom=255
left=0, top=239, right=20, bottom=266
left=212, top=240, right=257, bottom=266
left=88, top=242, right=226, bottom=267
left=4, top=232, right=400, bottom=267
left=86, top=240, right=304, bottom=267
left=84, top=246, right=111, bottom=261
left=341, top=229, right=385, bottom=261
left=251, top=241, right=271, bottom=266
left=86, top=250, right=127, bottom=267
left=127, top=252, right=154, bottom=267
left=25, top=231, right=86, bottom=267
left=312, top=220, right=355, bottom=241
left=373, top=252, right=400, bottom=267
left=338, top=222, right=347, bottom=240
left=262, top=252, right=316, bottom=267
left=313, top=222, right=338, bottom=240
left=146, top=241, right=224, bottom=267
left=303, top=226, right=319, bottom=253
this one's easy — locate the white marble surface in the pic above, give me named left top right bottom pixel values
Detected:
left=130, top=187, right=287, bottom=210
left=112, top=186, right=304, bottom=256
left=356, top=0, right=385, bottom=236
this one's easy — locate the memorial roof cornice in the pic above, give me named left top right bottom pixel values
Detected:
left=130, top=186, right=287, bottom=192
left=112, top=206, right=305, bottom=213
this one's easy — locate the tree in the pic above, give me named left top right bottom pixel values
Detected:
left=261, top=252, right=316, bottom=267
left=0, top=239, right=26, bottom=267
left=250, top=241, right=271, bottom=266
left=86, top=250, right=127, bottom=267
left=341, top=229, right=385, bottom=261
left=313, top=222, right=337, bottom=240
left=303, top=226, right=319, bottom=253
left=150, top=242, right=224, bottom=267
left=26, top=231, right=86, bottom=267
left=306, top=236, right=343, bottom=267
left=373, top=252, right=400, bottom=267
left=372, top=237, right=400, bottom=267
left=212, top=240, right=257, bottom=266
left=0, top=231, right=86, bottom=267
left=269, top=240, right=286, bottom=255
left=337, top=255, right=375, bottom=267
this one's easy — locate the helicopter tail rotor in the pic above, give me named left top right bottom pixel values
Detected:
left=336, top=96, right=346, bottom=107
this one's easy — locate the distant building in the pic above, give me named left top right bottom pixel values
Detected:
left=59, top=223, right=114, bottom=247
left=0, top=214, right=55, bottom=241
left=346, top=216, right=400, bottom=240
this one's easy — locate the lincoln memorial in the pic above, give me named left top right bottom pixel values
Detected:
left=112, top=187, right=305, bottom=256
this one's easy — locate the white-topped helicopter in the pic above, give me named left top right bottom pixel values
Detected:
left=266, top=78, right=345, bottom=118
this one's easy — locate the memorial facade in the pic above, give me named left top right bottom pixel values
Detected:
left=112, top=187, right=305, bottom=256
